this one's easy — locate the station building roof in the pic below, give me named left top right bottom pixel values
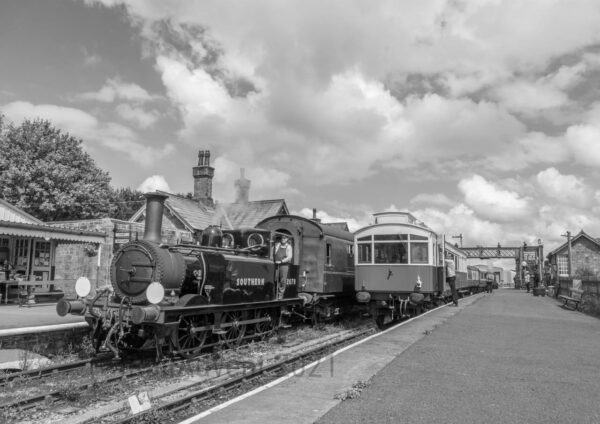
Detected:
left=129, top=191, right=289, bottom=232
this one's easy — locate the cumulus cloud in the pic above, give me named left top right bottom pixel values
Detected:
left=293, top=207, right=365, bottom=232
left=76, top=78, right=156, bottom=103
left=565, top=125, right=600, bottom=167
left=410, top=193, right=453, bottom=207
left=115, top=103, right=159, bottom=128
left=536, top=168, right=594, bottom=208
left=458, top=175, right=533, bottom=222
left=1, top=101, right=173, bottom=166
left=137, top=175, right=171, bottom=192
left=70, top=0, right=600, bottom=252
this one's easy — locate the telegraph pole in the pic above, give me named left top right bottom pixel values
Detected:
left=561, top=231, right=572, bottom=278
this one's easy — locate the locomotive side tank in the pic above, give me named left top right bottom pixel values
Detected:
left=57, top=192, right=302, bottom=359
left=256, top=212, right=355, bottom=322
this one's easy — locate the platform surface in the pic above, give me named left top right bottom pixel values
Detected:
left=182, top=290, right=600, bottom=424
left=0, top=303, right=85, bottom=330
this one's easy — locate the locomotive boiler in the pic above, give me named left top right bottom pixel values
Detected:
left=57, top=193, right=302, bottom=359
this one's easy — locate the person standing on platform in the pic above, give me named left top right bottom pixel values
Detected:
left=524, top=272, right=531, bottom=293
left=274, top=235, right=292, bottom=299
left=445, top=254, right=458, bottom=306
left=486, top=272, right=494, bottom=293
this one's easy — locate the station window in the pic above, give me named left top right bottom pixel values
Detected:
left=557, top=255, right=569, bottom=276
left=0, top=238, right=9, bottom=248
left=33, top=241, right=51, bottom=266
left=15, top=239, right=30, bottom=267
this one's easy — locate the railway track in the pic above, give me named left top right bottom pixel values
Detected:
left=0, top=353, right=114, bottom=387
left=83, top=326, right=375, bottom=424
left=0, top=322, right=373, bottom=424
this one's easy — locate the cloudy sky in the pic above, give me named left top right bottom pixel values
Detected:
left=2, top=0, right=600, bottom=258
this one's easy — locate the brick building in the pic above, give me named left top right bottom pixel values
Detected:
left=546, top=230, right=600, bottom=282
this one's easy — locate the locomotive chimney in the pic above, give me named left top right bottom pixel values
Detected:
left=234, top=168, right=251, bottom=204
left=193, top=150, right=215, bottom=207
left=143, top=192, right=169, bottom=243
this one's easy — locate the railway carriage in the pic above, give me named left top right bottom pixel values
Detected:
left=256, top=212, right=355, bottom=322
left=354, top=211, right=468, bottom=326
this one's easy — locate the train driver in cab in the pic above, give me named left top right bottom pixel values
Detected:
left=274, top=235, right=293, bottom=299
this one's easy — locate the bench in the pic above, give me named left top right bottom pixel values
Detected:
left=18, top=282, right=64, bottom=307
left=558, top=288, right=583, bottom=311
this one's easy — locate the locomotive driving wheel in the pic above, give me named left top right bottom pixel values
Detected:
left=174, top=314, right=209, bottom=358
left=218, top=311, right=247, bottom=348
left=254, top=309, right=275, bottom=339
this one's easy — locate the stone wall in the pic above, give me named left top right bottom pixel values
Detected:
left=557, top=278, right=600, bottom=315
left=571, top=238, right=600, bottom=279
left=51, top=218, right=189, bottom=298
left=0, top=325, right=91, bottom=355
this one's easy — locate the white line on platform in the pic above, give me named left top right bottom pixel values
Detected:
left=0, top=322, right=89, bottom=337
left=178, top=301, right=457, bottom=424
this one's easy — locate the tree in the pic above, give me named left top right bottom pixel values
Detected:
left=110, top=187, right=146, bottom=220
left=0, top=117, right=113, bottom=221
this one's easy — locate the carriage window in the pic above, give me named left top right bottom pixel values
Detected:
left=357, top=235, right=371, bottom=241
left=358, top=244, right=372, bottom=263
left=410, top=234, right=427, bottom=241
left=374, top=234, right=408, bottom=241
left=326, top=243, right=332, bottom=266
left=374, top=243, right=407, bottom=264
left=410, top=242, right=428, bottom=264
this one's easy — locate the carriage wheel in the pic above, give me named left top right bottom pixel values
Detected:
left=254, top=309, right=275, bottom=339
left=174, top=314, right=209, bottom=358
left=219, top=311, right=247, bottom=348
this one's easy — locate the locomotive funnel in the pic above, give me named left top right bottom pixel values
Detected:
left=143, top=192, right=169, bottom=243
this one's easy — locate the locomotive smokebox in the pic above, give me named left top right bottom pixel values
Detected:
left=143, top=192, right=168, bottom=243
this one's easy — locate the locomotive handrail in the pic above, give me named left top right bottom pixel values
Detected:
left=172, top=244, right=268, bottom=258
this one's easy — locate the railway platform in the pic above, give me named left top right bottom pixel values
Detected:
left=0, top=303, right=84, bottom=330
left=0, top=304, right=87, bottom=367
left=182, top=289, right=600, bottom=424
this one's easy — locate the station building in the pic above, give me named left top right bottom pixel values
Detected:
left=0, top=198, right=105, bottom=303
left=546, top=229, right=600, bottom=311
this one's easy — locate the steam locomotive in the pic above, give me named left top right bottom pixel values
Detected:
left=57, top=194, right=480, bottom=359
left=57, top=193, right=355, bottom=359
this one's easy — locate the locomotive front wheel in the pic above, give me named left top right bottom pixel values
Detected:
left=174, top=314, right=209, bottom=358
left=219, top=311, right=247, bottom=348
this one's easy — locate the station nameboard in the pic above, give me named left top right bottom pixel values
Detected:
left=113, top=223, right=139, bottom=252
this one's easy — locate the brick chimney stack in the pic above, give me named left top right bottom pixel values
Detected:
left=234, top=168, right=251, bottom=204
left=192, top=150, right=214, bottom=207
